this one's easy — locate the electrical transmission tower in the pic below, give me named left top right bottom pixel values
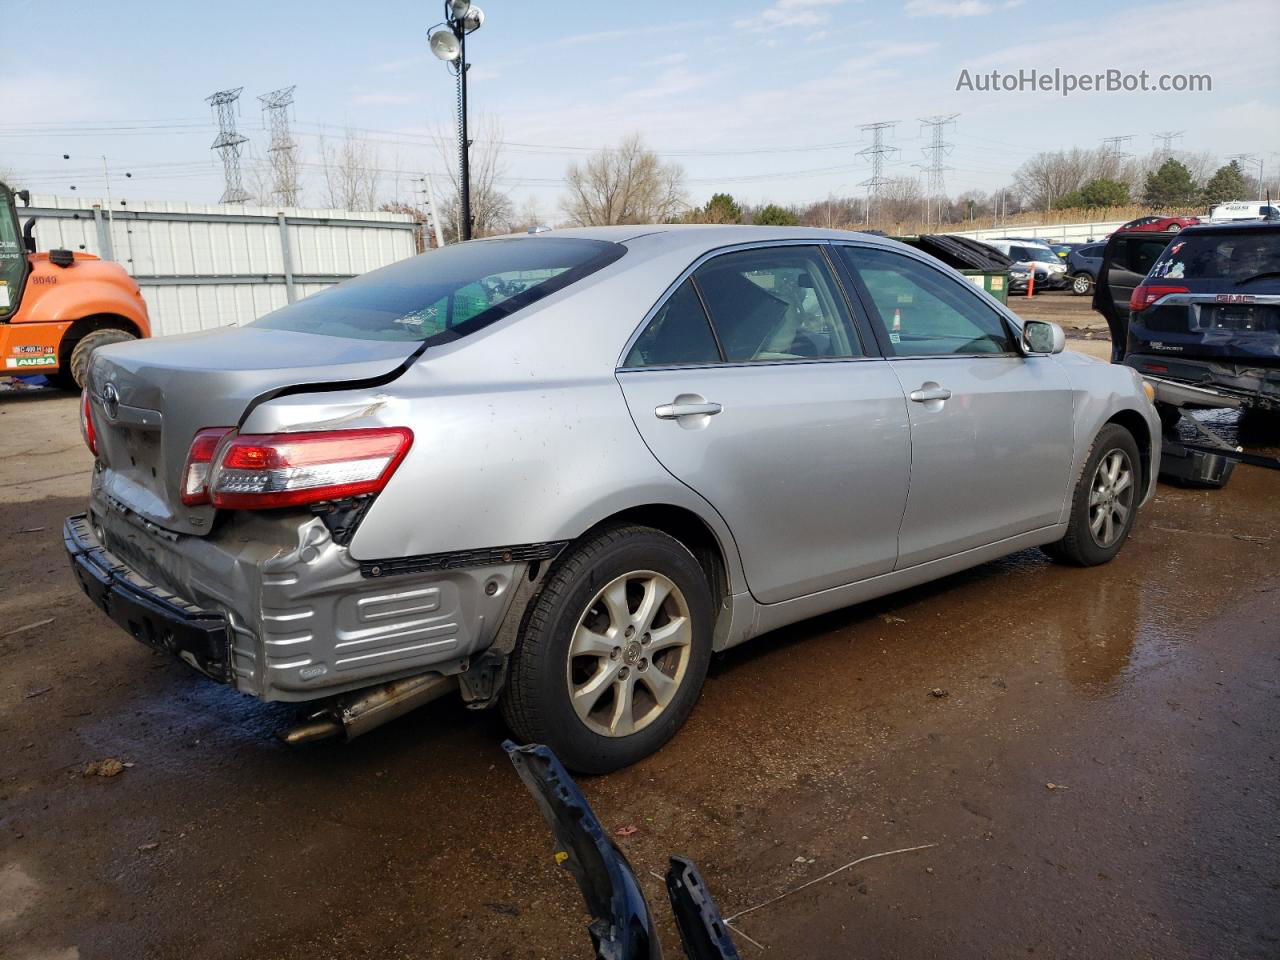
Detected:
left=1101, top=135, right=1135, bottom=161
left=1152, top=130, right=1183, bottom=154
left=857, top=121, right=899, bottom=225
left=258, top=86, right=298, bottom=207
left=206, top=87, right=250, bottom=204
left=918, top=114, right=958, bottom=228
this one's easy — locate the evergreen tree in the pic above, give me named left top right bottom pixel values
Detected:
left=702, top=192, right=744, bottom=224
left=1202, top=161, right=1249, bottom=205
left=1142, top=158, right=1199, bottom=206
left=752, top=203, right=800, bottom=226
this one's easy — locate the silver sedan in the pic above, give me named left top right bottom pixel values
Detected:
left=67, top=226, right=1160, bottom=772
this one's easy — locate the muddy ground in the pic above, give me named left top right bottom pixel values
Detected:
left=1, top=320, right=1277, bottom=959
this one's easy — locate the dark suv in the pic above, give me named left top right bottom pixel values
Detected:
left=1065, top=242, right=1106, bottom=295
left=1095, top=222, right=1280, bottom=413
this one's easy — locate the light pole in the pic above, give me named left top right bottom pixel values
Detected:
left=429, top=0, right=485, bottom=242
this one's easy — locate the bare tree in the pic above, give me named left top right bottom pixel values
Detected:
left=241, top=148, right=279, bottom=207
left=800, top=194, right=862, bottom=229
left=318, top=129, right=380, bottom=212
left=562, top=134, right=686, bottom=225
left=436, top=117, right=514, bottom=240
left=1012, top=147, right=1125, bottom=211
left=509, top=195, right=546, bottom=233
left=876, top=177, right=925, bottom=225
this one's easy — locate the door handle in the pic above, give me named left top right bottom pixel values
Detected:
left=909, top=385, right=952, bottom=403
left=655, top=400, right=722, bottom=419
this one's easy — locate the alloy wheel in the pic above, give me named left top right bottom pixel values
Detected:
left=565, top=570, right=693, bottom=737
left=1088, top=449, right=1135, bottom=548
left=1072, top=274, right=1091, bottom=295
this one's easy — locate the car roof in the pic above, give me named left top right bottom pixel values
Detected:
left=1177, top=219, right=1280, bottom=235
left=484, top=224, right=904, bottom=257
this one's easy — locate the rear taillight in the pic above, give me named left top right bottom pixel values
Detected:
left=1130, top=284, right=1189, bottom=312
left=207, top=428, right=413, bottom=510
left=80, top=391, right=97, bottom=457
left=181, top=427, right=234, bottom=506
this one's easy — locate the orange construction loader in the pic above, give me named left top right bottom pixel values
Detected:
left=1, top=179, right=150, bottom=390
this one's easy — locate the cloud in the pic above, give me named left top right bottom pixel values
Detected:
left=905, top=0, right=994, bottom=16
left=349, top=91, right=416, bottom=107
left=625, top=67, right=713, bottom=102
left=735, top=0, right=847, bottom=32
left=556, top=20, right=710, bottom=47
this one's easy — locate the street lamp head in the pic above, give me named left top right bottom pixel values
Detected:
left=429, top=28, right=461, bottom=61
left=462, top=5, right=484, bottom=33
left=448, top=0, right=471, bottom=20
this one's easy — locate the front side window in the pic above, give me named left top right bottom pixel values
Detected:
left=692, top=246, right=861, bottom=362
left=255, top=237, right=624, bottom=343
left=839, top=246, right=1015, bottom=357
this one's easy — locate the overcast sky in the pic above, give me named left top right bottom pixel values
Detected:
left=2, top=0, right=1277, bottom=214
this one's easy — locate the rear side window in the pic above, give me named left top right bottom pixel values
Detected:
left=623, top=278, right=720, bottom=367
left=1148, top=231, right=1280, bottom=285
left=693, top=246, right=861, bottom=362
left=254, top=237, right=624, bottom=342
left=1112, top=237, right=1172, bottom=276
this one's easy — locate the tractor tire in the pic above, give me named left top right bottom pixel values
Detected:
left=58, top=328, right=138, bottom=391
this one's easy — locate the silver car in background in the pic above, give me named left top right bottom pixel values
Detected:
left=66, top=226, right=1160, bottom=772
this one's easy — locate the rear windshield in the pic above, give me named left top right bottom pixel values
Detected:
left=254, top=237, right=625, bottom=342
left=1147, top=231, right=1280, bottom=285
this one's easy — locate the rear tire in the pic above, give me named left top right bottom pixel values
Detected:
left=1070, top=273, right=1092, bottom=296
left=501, top=524, right=714, bottom=774
left=1042, top=424, right=1141, bottom=567
left=58, top=327, right=137, bottom=391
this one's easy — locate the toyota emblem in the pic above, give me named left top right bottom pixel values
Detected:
left=101, top=382, right=120, bottom=419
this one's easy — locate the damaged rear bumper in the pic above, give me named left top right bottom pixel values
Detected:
left=1125, top=353, right=1280, bottom=411
left=66, top=486, right=531, bottom=704
left=65, top=514, right=233, bottom=682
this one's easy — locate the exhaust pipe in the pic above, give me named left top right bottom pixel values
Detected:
left=278, top=672, right=458, bottom=746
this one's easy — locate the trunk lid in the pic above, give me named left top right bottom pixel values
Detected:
left=86, top=326, right=419, bottom=536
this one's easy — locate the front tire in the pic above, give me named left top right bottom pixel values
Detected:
left=501, top=524, right=714, bottom=774
left=1070, top=273, right=1092, bottom=296
left=1042, top=424, right=1141, bottom=567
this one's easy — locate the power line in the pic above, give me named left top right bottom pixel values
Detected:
left=206, top=88, right=250, bottom=204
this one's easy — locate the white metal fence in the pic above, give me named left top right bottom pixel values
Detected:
left=22, top=195, right=419, bottom=336
left=944, top=220, right=1126, bottom=244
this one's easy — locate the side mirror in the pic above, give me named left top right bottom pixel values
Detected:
left=1022, top=319, right=1065, bottom=355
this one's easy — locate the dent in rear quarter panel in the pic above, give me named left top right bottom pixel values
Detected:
left=1053, top=352, right=1161, bottom=512
left=347, top=374, right=737, bottom=563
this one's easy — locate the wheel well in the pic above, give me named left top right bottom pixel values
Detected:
left=1106, top=409, right=1152, bottom=491
left=58, top=314, right=141, bottom=363
left=585, top=505, right=730, bottom=611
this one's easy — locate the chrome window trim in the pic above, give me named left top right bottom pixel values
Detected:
left=616, top=238, right=875, bottom=371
